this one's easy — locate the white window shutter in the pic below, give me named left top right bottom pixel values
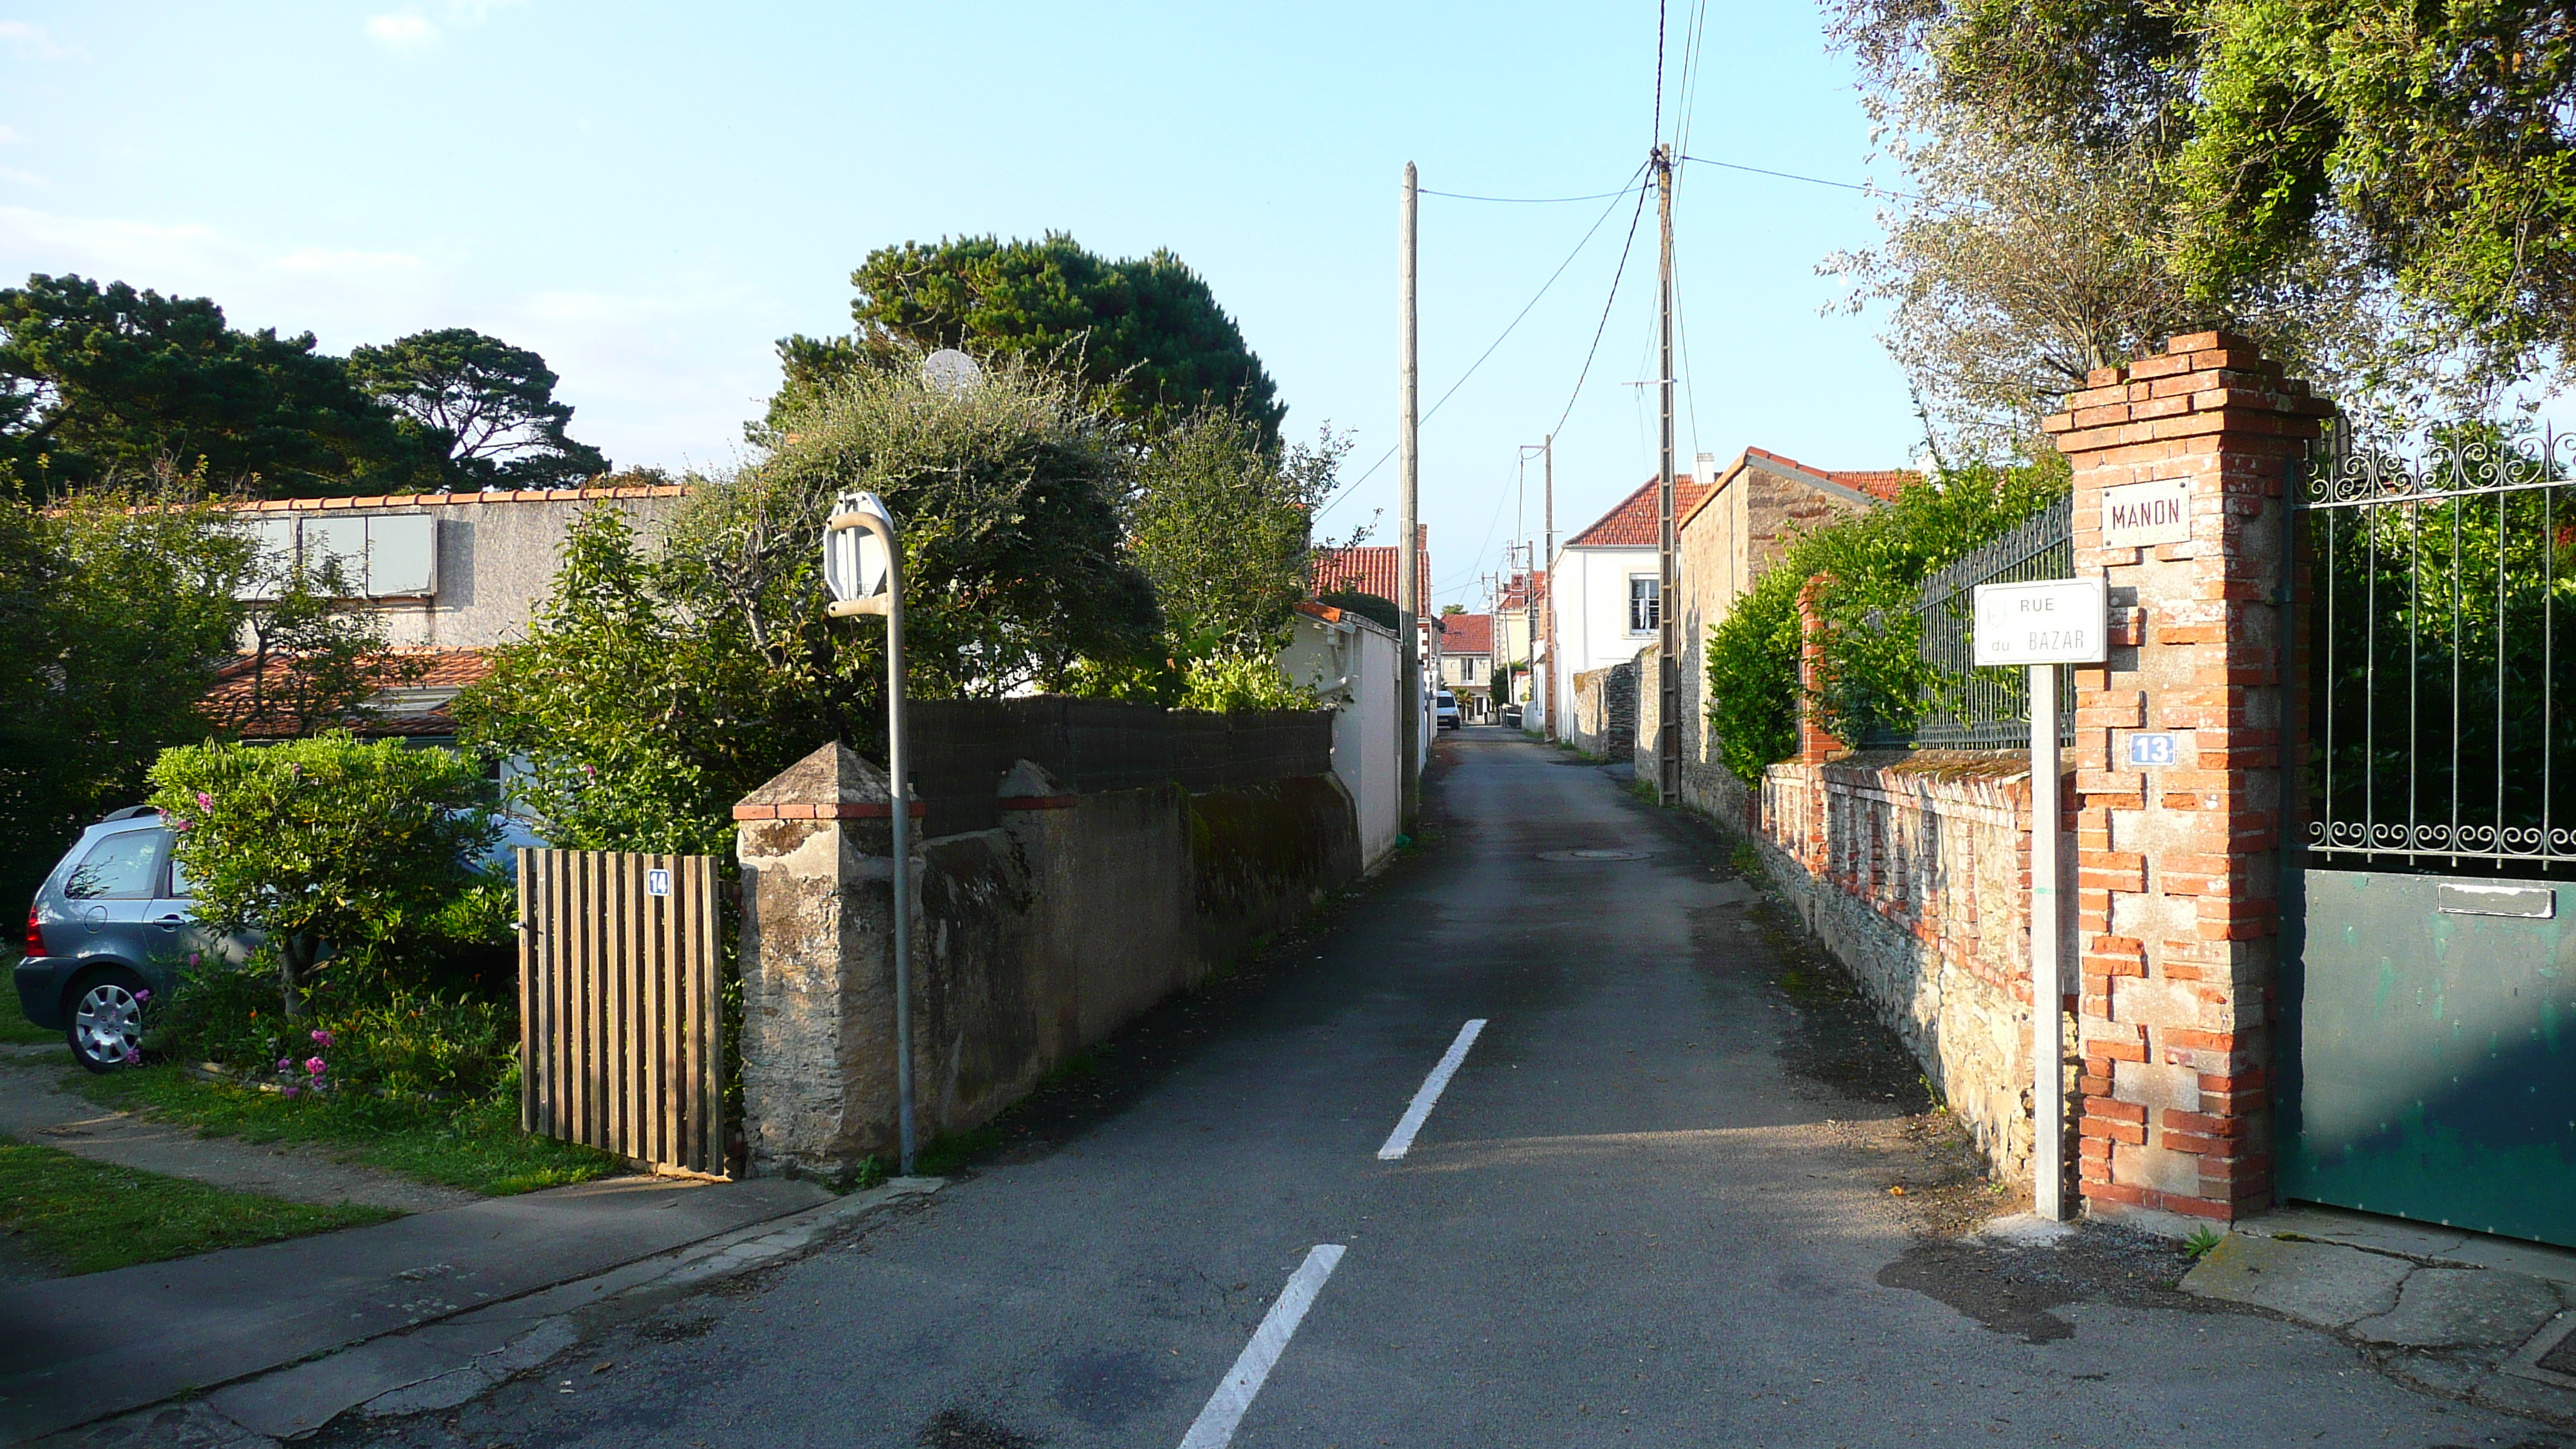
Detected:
left=365, top=514, right=437, bottom=596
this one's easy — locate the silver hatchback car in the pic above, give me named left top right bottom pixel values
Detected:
left=17, top=806, right=539, bottom=1071
left=15, top=808, right=218, bottom=1071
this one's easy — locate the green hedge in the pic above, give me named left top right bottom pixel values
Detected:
left=1704, top=459, right=2069, bottom=783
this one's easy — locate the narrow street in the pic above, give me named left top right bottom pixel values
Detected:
left=331, top=731, right=2553, bottom=1449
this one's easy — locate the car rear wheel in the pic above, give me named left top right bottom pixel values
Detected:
left=66, top=968, right=146, bottom=1073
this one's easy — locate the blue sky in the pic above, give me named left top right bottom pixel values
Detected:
left=0, top=2, right=1920, bottom=610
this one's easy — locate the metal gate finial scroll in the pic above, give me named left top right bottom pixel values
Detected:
left=519, top=849, right=725, bottom=1176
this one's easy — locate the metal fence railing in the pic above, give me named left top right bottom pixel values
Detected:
left=1864, top=495, right=2075, bottom=749
left=2298, top=424, right=2576, bottom=872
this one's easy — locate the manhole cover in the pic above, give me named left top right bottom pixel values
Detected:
left=1536, top=848, right=1652, bottom=862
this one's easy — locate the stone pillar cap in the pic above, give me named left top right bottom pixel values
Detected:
left=736, top=740, right=892, bottom=811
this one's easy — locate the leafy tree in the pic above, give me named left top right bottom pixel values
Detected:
left=1830, top=0, right=2576, bottom=424
left=348, top=328, right=609, bottom=491
left=454, top=507, right=812, bottom=855
left=0, top=275, right=421, bottom=497
left=225, top=555, right=413, bottom=740
left=461, top=358, right=1163, bottom=851
left=772, top=234, right=1283, bottom=439
left=1132, top=411, right=1345, bottom=646
left=0, top=475, right=253, bottom=909
left=1704, top=457, right=2069, bottom=782
left=148, top=735, right=497, bottom=1020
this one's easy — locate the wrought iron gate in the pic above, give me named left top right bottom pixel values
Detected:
left=2281, top=429, right=2576, bottom=1247
left=518, top=849, right=726, bottom=1176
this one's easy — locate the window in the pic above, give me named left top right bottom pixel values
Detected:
left=232, top=514, right=439, bottom=600
left=63, top=831, right=161, bottom=901
left=1629, top=575, right=1660, bottom=633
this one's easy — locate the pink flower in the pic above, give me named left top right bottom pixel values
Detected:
left=277, top=1057, right=293, bottom=1072
left=310, top=1029, right=334, bottom=1047
left=305, top=1056, right=326, bottom=1076
left=579, top=763, right=596, bottom=777
left=194, top=791, right=213, bottom=812
left=281, top=1084, right=299, bottom=1098
left=122, top=1048, right=140, bottom=1064
left=286, top=764, right=300, bottom=777
left=133, top=988, right=150, bottom=1002
left=187, top=953, right=200, bottom=966
left=170, top=818, right=190, bottom=832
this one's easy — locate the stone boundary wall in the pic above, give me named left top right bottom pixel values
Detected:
left=1568, top=658, right=1641, bottom=759
left=735, top=743, right=1362, bottom=1180
left=1751, top=755, right=2050, bottom=1174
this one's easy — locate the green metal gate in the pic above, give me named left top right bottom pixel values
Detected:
left=2281, top=430, right=2576, bottom=1247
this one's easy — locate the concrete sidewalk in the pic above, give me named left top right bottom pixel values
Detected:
left=0, top=1172, right=834, bottom=1444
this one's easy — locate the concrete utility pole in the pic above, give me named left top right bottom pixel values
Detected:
left=1653, top=146, right=1681, bottom=807
left=1398, top=162, right=1422, bottom=834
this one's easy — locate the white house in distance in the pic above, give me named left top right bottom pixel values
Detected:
left=1543, top=464, right=1711, bottom=739
left=1435, top=612, right=1493, bottom=722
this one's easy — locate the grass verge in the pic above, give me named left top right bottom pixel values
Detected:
left=0, top=1133, right=397, bottom=1275
left=75, top=1065, right=621, bottom=1197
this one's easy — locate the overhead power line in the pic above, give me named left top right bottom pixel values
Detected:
left=1678, top=152, right=1931, bottom=204
left=1317, top=165, right=1649, bottom=521
left=1418, top=185, right=1641, bottom=204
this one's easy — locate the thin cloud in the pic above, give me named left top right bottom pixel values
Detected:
left=364, top=14, right=440, bottom=49
left=0, top=125, right=22, bottom=146
left=0, top=21, right=77, bottom=60
left=0, top=166, right=47, bottom=188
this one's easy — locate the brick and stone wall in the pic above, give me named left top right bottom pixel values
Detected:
left=2044, top=333, right=2324, bottom=1225
left=1753, top=755, right=2050, bottom=1175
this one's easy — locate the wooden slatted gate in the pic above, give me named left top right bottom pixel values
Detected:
left=517, top=849, right=725, bottom=1176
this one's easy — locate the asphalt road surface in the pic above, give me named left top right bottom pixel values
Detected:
left=332, top=729, right=2560, bottom=1449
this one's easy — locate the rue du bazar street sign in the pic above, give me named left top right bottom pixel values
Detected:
left=1973, top=577, right=2109, bottom=666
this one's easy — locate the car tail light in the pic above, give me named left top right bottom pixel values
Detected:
left=23, top=904, right=44, bottom=958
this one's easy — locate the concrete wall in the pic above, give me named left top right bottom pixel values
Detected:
left=1283, top=605, right=1402, bottom=868
left=735, top=744, right=1363, bottom=1180
left=224, top=487, right=689, bottom=651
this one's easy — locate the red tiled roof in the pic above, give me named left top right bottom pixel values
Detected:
left=1310, top=526, right=1431, bottom=604
left=1742, top=447, right=1917, bottom=502
left=1438, top=613, right=1493, bottom=654
left=1564, top=477, right=1713, bottom=549
left=1676, top=448, right=1923, bottom=531
left=206, top=648, right=492, bottom=738
left=217, top=485, right=688, bottom=514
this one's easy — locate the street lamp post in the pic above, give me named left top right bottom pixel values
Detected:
left=823, top=490, right=916, bottom=1177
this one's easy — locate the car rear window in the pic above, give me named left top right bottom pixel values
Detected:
left=63, top=831, right=161, bottom=900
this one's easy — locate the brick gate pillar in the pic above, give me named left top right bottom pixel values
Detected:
left=2042, top=332, right=2330, bottom=1225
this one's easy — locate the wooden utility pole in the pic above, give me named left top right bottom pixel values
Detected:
left=1653, top=145, right=1681, bottom=807
left=1541, top=433, right=1553, bottom=738
left=1398, top=162, right=1422, bottom=834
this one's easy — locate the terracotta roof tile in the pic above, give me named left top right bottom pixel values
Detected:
left=1564, top=477, right=1712, bottom=549
left=1438, top=613, right=1493, bottom=653
left=204, top=647, right=492, bottom=739
left=1310, top=526, right=1431, bottom=604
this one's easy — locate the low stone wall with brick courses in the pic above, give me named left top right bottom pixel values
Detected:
left=1750, top=754, right=2050, bottom=1176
